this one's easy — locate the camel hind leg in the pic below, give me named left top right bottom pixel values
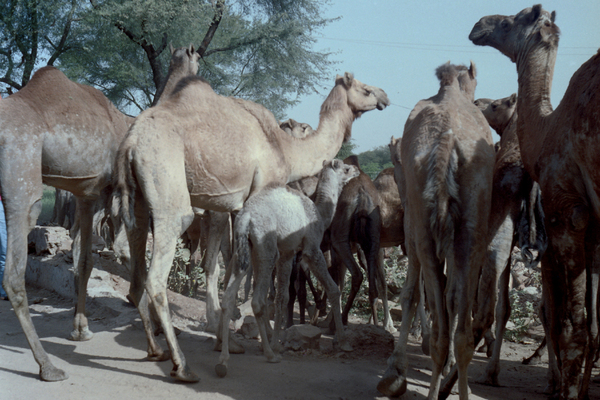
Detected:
left=68, top=198, right=96, bottom=341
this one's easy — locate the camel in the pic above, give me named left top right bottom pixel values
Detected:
left=470, top=6, right=600, bottom=398
left=327, top=156, right=402, bottom=334
left=0, top=45, right=199, bottom=382
left=113, top=72, right=389, bottom=382
left=215, top=159, right=359, bottom=377
left=377, top=61, right=495, bottom=400
left=0, top=67, right=133, bottom=382
left=437, top=93, right=548, bottom=397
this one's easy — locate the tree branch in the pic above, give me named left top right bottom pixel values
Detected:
left=46, top=0, right=78, bottom=66
left=197, top=0, right=225, bottom=57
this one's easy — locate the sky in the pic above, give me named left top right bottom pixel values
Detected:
left=285, top=1, right=600, bottom=153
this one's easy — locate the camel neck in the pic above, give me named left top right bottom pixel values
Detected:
left=313, top=172, right=341, bottom=228
left=514, top=38, right=557, bottom=181
left=284, top=108, right=353, bottom=182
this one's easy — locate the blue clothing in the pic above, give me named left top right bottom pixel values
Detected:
left=0, top=198, right=6, bottom=298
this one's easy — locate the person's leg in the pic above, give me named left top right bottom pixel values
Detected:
left=0, top=199, right=7, bottom=299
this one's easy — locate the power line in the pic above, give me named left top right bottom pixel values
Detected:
left=319, top=36, right=597, bottom=56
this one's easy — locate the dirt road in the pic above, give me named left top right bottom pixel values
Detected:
left=1, top=251, right=599, bottom=399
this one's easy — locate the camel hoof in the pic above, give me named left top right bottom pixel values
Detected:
left=40, top=365, right=69, bottom=382
left=475, top=372, right=499, bottom=387
left=377, top=372, right=407, bottom=397
left=148, top=349, right=171, bottom=362
left=170, top=365, right=200, bottom=383
left=267, top=354, right=282, bottom=364
left=522, top=355, right=542, bottom=365
left=68, top=327, right=94, bottom=342
left=215, top=363, right=228, bottom=378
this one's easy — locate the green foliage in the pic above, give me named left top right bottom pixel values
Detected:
left=335, top=140, right=357, bottom=160
left=1, top=0, right=338, bottom=118
left=38, top=185, right=56, bottom=225
left=503, top=289, right=539, bottom=342
left=357, top=145, right=393, bottom=179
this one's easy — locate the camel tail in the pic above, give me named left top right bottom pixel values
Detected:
left=518, top=181, right=547, bottom=268
left=111, top=141, right=137, bottom=231
left=423, top=130, right=461, bottom=261
left=233, top=213, right=252, bottom=272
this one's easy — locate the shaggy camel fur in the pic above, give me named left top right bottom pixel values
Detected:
left=215, top=159, right=359, bottom=377
left=438, top=93, right=548, bottom=397
left=113, top=72, right=388, bottom=382
left=328, top=156, right=402, bottom=333
left=470, top=6, right=600, bottom=398
left=0, top=66, right=133, bottom=382
left=377, top=61, right=495, bottom=400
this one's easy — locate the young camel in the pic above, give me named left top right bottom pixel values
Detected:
left=470, top=6, right=600, bottom=398
left=113, top=72, right=389, bottom=382
left=215, top=159, right=359, bottom=377
left=377, top=61, right=495, bottom=400
left=438, top=93, right=548, bottom=397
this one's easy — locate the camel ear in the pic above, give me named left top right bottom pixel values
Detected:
left=551, top=10, right=556, bottom=23
left=188, top=43, right=195, bottom=54
left=343, top=72, right=354, bottom=87
left=169, top=43, right=175, bottom=54
left=509, top=93, right=517, bottom=106
left=469, top=60, right=477, bottom=79
left=530, top=4, right=542, bottom=23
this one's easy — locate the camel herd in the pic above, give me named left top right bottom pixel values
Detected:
left=0, top=4, right=599, bottom=400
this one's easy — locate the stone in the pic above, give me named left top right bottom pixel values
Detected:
left=284, top=324, right=322, bottom=351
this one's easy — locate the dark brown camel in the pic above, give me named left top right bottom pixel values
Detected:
left=470, top=6, right=600, bottom=398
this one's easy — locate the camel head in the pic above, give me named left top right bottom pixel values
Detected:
left=323, top=159, right=361, bottom=190
left=435, top=61, right=478, bottom=102
left=474, top=93, right=517, bottom=136
left=469, top=5, right=560, bottom=63
left=388, top=136, right=401, bottom=167
left=168, top=43, right=200, bottom=76
left=279, top=118, right=314, bottom=138
left=325, top=72, right=389, bottom=118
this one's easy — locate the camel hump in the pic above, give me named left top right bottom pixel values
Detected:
left=435, top=62, right=469, bottom=87
left=423, top=130, right=461, bottom=260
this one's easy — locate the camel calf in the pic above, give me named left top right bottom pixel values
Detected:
left=215, top=159, right=359, bottom=377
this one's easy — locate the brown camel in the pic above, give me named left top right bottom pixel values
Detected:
left=438, top=93, right=548, bottom=397
left=328, top=156, right=403, bottom=333
left=0, top=66, right=133, bottom=382
left=0, top=45, right=199, bottom=382
left=377, top=61, right=495, bottom=399
left=216, top=159, right=359, bottom=377
left=113, top=72, right=389, bottom=382
left=470, top=6, right=600, bottom=398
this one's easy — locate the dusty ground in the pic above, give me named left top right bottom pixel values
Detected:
left=1, top=246, right=600, bottom=399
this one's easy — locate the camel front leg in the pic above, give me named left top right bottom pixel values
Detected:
left=251, top=256, right=280, bottom=363
left=272, top=256, right=294, bottom=354
left=303, top=248, right=352, bottom=352
left=202, top=210, right=229, bottom=333
left=376, top=249, right=396, bottom=334
left=377, top=241, right=421, bottom=398
left=69, top=198, right=95, bottom=341
left=215, top=255, right=247, bottom=378
left=3, top=173, right=68, bottom=381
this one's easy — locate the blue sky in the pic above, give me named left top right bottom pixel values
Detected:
left=285, top=1, right=600, bottom=153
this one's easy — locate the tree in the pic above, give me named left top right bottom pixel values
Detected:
left=0, top=0, right=82, bottom=94
left=1, top=1, right=337, bottom=119
left=357, top=145, right=393, bottom=179
left=336, top=139, right=357, bottom=160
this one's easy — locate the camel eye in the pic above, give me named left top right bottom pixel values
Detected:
left=492, top=104, right=498, bottom=111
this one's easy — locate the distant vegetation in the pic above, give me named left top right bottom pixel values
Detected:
left=337, top=140, right=394, bottom=179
